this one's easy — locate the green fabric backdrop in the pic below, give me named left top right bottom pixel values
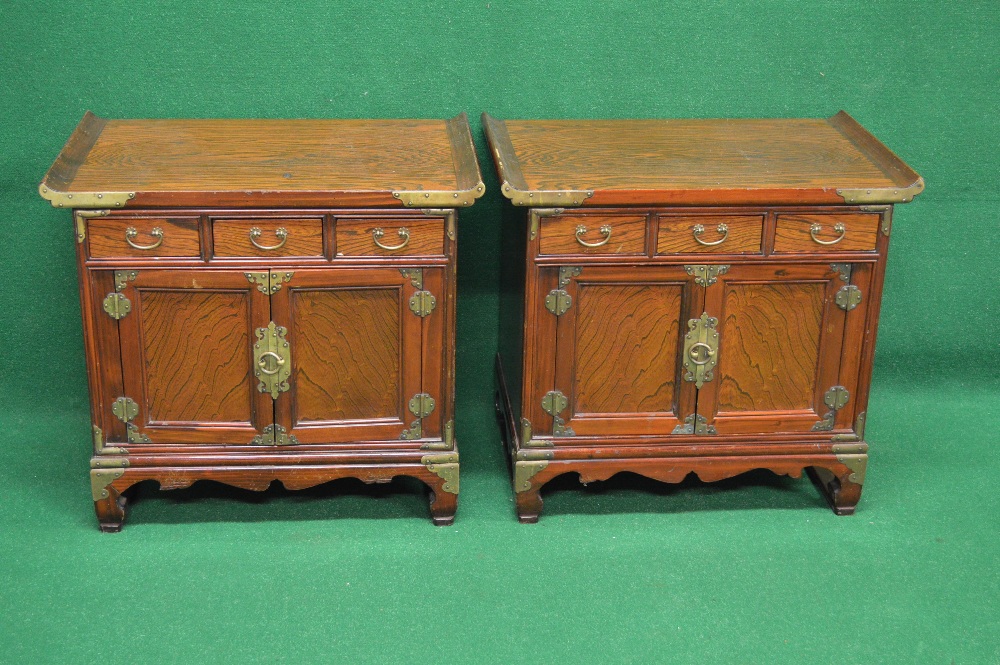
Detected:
left=1, top=1, right=997, bottom=662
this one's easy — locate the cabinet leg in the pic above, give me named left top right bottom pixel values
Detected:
left=428, top=489, right=457, bottom=526
left=93, top=486, right=128, bottom=533
left=809, top=460, right=865, bottom=516
left=515, top=488, right=544, bottom=524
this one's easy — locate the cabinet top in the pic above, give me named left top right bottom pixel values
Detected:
left=40, top=113, right=484, bottom=210
left=482, top=112, right=923, bottom=207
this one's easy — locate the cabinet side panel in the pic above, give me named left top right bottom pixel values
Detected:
left=497, top=202, right=527, bottom=425
left=717, top=282, right=824, bottom=412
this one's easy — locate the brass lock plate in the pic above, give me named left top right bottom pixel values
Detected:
left=682, top=312, right=719, bottom=388
left=254, top=321, right=291, bottom=399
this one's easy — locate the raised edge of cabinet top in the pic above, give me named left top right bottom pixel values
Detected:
left=40, top=112, right=485, bottom=209
left=482, top=112, right=923, bottom=207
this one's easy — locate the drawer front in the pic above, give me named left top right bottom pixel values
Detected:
left=213, top=218, right=323, bottom=257
left=539, top=214, right=646, bottom=255
left=773, top=213, right=880, bottom=253
left=656, top=215, right=764, bottom=254
left=336, top=219, right=444, bottom=256
left=88, top=217, right=200, bottom=258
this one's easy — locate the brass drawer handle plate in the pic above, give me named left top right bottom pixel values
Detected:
left=575, top=224, right=612, bottom=248
left=809, top=222, right=846, bottom=246
left=372, top=227, right=410, bottom=250
left=692, top=223, right=729, bottom=246
left=249, top=227, right=288, bottom=251
left=125, top=226, right=164, bottom=250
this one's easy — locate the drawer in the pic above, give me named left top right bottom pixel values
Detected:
left=213, top=218, right=323, bottom=257
left=87, top=216, right=200, bottom=258
left=539, top=214, right=646, bottom=255
left=656, top=215, right=763, bottom=254
left=336, top=219, right=444, bottom=256
left=773, top=213, right=880, bottom=253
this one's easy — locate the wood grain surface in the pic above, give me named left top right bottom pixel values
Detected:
left=291, top=287, right=401, bottom=421
left=484, top=112, right=923, bottom=206
left=716, top=282, right=824, bottom=412
left=574, top=284, right=682, bottom=414
left=212, top=218, right=323, bottom=257
left=139, top=290, right=254, bottom=423
left=539, top=214, right=646, bottom=255
left=656, top=215, right=763, bottom=254
left=88, top=216, right=200, bottom=258
left=773, top=213, right=879, bottom=253
left=336, top=219, right=444, bottom=256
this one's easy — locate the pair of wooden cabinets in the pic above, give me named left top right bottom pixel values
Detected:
left=42, top=111, right=922, bottom=529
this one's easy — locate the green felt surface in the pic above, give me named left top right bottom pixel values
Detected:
left=1, top=1, right=998, bottom=662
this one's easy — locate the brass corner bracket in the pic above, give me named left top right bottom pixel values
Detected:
left=39, top=182, right=136, bottom=209
left=90, top=467, right=126, bottom=501
left=421, top=452, right=459, bottom=494
left=73, top=209, right=110, bottom=243
left=831, top=442, right=868, bottom=485
left=513, top=459, right=549, bottom=493
left=392, top=182, right=485, bottom=208
left=500, top=182, right=593, bottom=207
left=836, top=178, right=924, bottom=205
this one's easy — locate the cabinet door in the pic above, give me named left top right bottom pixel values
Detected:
left=117, top=269, right=273, bottom=444
left=270, top=268, right=428, bottom=444
left=695, top=264, right=848, bottom=435
left=549, top=265, right=699, bottom=437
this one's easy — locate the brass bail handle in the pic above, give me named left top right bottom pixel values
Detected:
left=692, top=223, right=729, bottom=246
left=809, top=222, right=846, bottom=245
left=575, top=224, right=612, bottom=248
left=257, top=351, right=285, bottom=375
left=249, top=227, right=288, bottom=250
left=688, top=342, right=714, bottom=365
left=372, top=227, right=410, bottom=250
left=125, top=226, right=164, bottom=250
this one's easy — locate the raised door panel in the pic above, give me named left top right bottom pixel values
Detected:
left=271, top=269, right=424, bottom=444
left=118, top=270, right=272, bottom=444
left=696, top=264, right=847, bottom=435
left=552, top=265, right=699, bottom=438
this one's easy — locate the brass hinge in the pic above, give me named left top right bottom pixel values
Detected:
left=685, top=264, right=729, bottom=287
left=682, top=312, right=720, bottom=389
left=813, top=386, right=850, bottom=431
left=830, top=263, right=852, bottom=282
left=541, top=390, right=575, bottom=437
left=245, top=271, right=294, bottom=295
left=545, top=266, right=581, bottom=316
left=73, top=209, right=110, bottom=244
left=102, top=293, right=131, bottom=320
left=835, top=285, right=862, bottom=311
left=253, top=322, right=291, bottom=399
left=409, top=393, right=436, bottom=418
left=250, top=424, right=300, bottom=446
left=111, top=396, right=151, bottom=443
left=672, top=413, right=717, bottom=436
left=399, top=268, right=423, bottom=289
left=421, top=451, right=459, bottom=494
left=409, top=290, right=437, bottom=317
left=401, top=393, right=436, bottom=440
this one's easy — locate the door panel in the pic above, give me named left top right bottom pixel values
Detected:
left=271, top=268, right=423, bottom=444
left=697, top=264, right=847, bottom=435
left=118, top=270, right=272, bottom=444
left=553, top=265, right=699, bottom=438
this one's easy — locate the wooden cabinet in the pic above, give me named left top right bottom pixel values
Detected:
left=485, top=111, right=923, bottom=522
left=41, top=113, right=483, bottom=530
